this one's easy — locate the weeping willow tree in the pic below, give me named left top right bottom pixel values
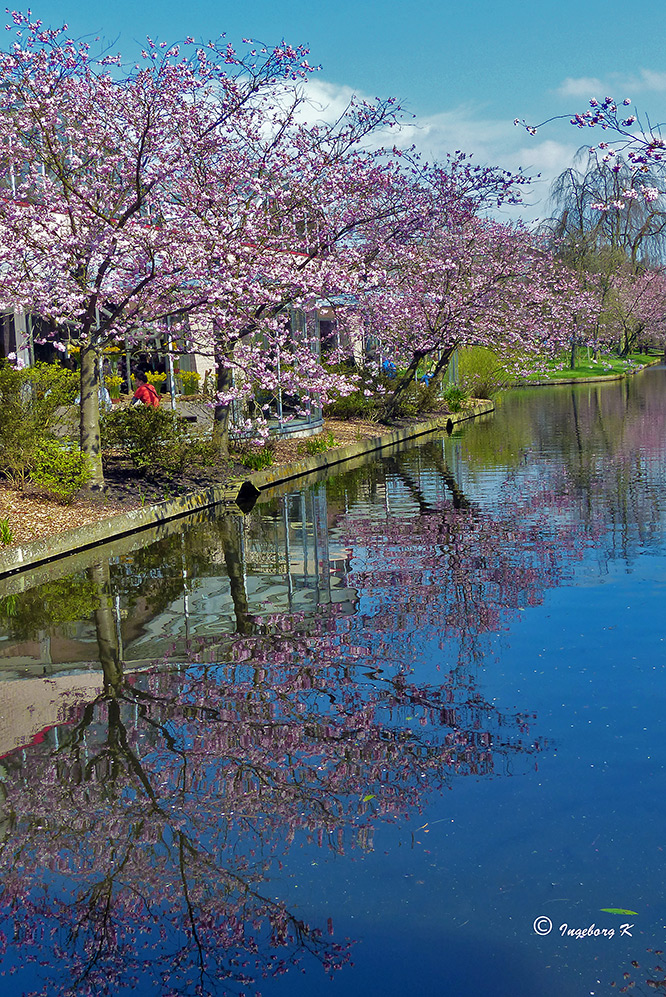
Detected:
left=541, top=148, right=666, bottom=361
left=545, top=147, right=666, bottom=264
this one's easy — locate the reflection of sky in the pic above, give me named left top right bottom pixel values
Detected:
left=270, top=376, right=666, bottom=996
left=252, top=556, right=666, bottom=997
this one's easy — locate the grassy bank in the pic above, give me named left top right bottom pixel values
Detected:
left=523, top=350, right=660, bottom=382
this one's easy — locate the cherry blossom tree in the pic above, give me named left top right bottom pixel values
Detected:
left=0, top=13, right=327, bottom=484
left=600, top=264, right=666, bottom=355
left=0, top=13, right=400, bottom=483
left=521, top=96, right=666, bottom=180
left=344, top=216, right=601, bottom=414
left=0, top=12, right=541, bottom=480
left=200, top=134, right=536, bottom=452
left=198, top=102, right=407, bottom=453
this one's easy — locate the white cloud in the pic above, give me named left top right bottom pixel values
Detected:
left=633, top=69, right=666, bottom=91
left=557, top=76, right=606, bottom=98
left=510, top=138, right=578, bottom=175
left=296, top=82, right=522, bottom=165
left=500, top=140, right=580, bottom=224
left=391, top=105, right=512, bottom=158
left=291, top=77, right=578, bottom=224
left=292, top=78, right=362, bottom=126
left=384, top=107, right=578, bottom=222
left=557, top=68, right=666, bottom=99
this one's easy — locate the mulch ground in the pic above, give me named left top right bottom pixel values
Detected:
left=1, top=415, right=431, bottom=549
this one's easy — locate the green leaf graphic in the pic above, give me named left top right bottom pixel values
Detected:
left=600, top=908, right=638, bottom=916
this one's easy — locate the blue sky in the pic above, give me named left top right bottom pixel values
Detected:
left=19, top=0, right=666, bottom=222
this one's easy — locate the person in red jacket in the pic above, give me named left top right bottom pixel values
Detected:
left=132, top=371, right=160, bottom=408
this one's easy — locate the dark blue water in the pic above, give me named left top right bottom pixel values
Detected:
left=1, top=369, right=666, bottom=996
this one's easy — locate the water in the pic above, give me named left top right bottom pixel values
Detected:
left=1, top=369, right=666, bottom=996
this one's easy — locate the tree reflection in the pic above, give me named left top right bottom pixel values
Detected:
left=330, top=446, right=600, bottom=670
left=0, top=619, right=542, bottom=996
left=613, top=950, right=666, bottom=993
left=460, top=371, right=666, bottom=560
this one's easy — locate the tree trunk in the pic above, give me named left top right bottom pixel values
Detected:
left=424, top=345, right=455, bottom=395
left=79, top=344, right=105, bottom=490
left=381, top=345, right=456, bottom=420
left=569, top=315, right=578, bottom=370
left=211, top=343, right=235, bottom=460
left=619, top=323, right=634, bottom=357
left=381, top=351, right=424, bottom=420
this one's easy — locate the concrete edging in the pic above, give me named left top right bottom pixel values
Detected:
left=0, top=401, right=493, bottom=579
left=522, top=373, right=625, bottom=387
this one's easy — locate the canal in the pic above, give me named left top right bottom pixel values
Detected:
left=1, top=367, right=665, bottom=996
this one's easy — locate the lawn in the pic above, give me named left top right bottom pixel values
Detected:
left=524, top=350, right=659, bottom=381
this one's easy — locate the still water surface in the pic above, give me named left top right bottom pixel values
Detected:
left=1, top=369, right=666, bottom=996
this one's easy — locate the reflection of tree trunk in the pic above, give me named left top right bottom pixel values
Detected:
left=570, top=389, right=594, bottom=517
left=384, top=455, right=433, bottom=513
left=217, top=517, right=255, bottom=636
left=0, top=779, right=9, bottom=843
left=389, top=443, right=474, bottom=512
left=592, top=386, right=612, bottom=455
left=423, top=443, right=473, bottom=510
left=89, top=562, right=123, bottom=697
left=571, top=390, right=583, bottom=457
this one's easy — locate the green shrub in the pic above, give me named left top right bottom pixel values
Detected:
left=323, top=363, right=388, bottom=420
left=239, top=447, right=274, bottom=471
left=457, top=347, right=510, bottom=399
left=0, top=516, right=13, bottom=545
left=379, top=377, right=444, bottom=420
left=0, top=360, right=78, bottom=482
left=332, top=363, right=449, bottom=422
left=102, top=407, right=192, bottom=472
left=26, top=360, right=79, bottom=406
left=29, top=439, right=92, bottom=503
left=414, top=379, right=443, bottom=414
left=296, top=431, right=338, bottom=456
left=324, top=391, right=379, bottom=420
left=441, top=384, right=468, bottom=412
left=183, top=432, right=220, bottom=469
